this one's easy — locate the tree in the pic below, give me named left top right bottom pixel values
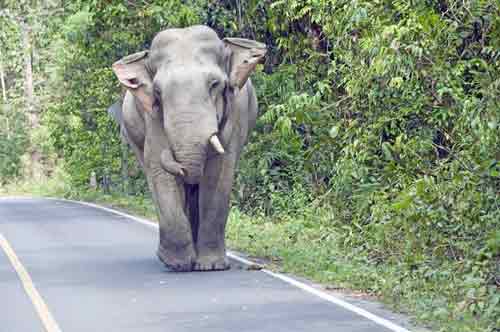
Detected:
left=0, top=48, right=6, bottom=103
left=0, top=0, right=64, bottom=180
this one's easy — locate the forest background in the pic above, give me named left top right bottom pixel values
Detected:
left=0, top=1, right=499, bottom=331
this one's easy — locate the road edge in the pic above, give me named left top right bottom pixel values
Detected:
left=0, top=196, right=416, bottom=332
left=39, top=197, right=415, bottom=332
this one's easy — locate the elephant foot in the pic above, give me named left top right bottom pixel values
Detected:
left=157, top=245, right=195, bottom=272
left=193, top=255, right=230, bottom=271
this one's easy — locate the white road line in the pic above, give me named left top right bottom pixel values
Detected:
left=0, top=233, right=63, bottom=332
left=49, top=197, right=413, bottom=332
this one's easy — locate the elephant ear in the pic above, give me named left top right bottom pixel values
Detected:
left=112, top=51, right=153, bottom=112
left=223, top=38, right=266, bottom=90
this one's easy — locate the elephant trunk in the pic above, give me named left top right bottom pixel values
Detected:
left=161, top=134, right=224, bottom=183
left=172, top=146, right=206, bottom=184
left=160, top=149, right=185, bottom=177
left=164, top=104, right=220, bottom=184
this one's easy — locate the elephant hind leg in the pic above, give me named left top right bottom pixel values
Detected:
left=185, top=184, right=200, bottom=245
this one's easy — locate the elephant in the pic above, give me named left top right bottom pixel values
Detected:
left=110, top=25, right=266, bottom=272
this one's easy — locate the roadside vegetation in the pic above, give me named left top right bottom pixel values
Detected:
left=1, top=1, right=498, bottom=331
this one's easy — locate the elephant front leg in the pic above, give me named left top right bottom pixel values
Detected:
left=194, top=156, right=236, bottom=271
left=149, top=170, right=196, bottom=272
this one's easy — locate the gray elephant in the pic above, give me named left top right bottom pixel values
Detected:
left=111, top=25, right=266, bottom=272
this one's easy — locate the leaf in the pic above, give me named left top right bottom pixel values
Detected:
left=392, top=193, right=413, bottom=211
left=486, top=230, right=500, bottom=255
left=382, top=142, right=393, bottom=160
left=329, top=125, right=340, bottom=138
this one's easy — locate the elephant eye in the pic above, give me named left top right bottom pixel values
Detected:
left=210, top=79, right=219, bottom=90
left=209, top=78, right=226, bottom=96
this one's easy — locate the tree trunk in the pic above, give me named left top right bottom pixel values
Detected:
left=21, top=20, right=42, bottom=180
left=0, top=48, right=8, bottom=140
left=236, top=0, right=242, bottom=30
left=21, top=22, right=35, bottom=116
left=0, top=49, right=6, bottom=103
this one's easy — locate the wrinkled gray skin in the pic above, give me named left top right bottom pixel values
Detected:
left=111, top=26, right=266, bottom=271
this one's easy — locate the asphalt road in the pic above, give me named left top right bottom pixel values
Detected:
left=0, top=198, right=409, bottom=332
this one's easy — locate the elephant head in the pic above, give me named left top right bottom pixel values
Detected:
left=112, top=26, right=266, bottom=184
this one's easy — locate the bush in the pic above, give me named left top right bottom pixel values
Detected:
left=0, top=104, right=29, bottom=183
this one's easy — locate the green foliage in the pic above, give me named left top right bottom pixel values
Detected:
left=229, top=1, right=500, bottom=331
left=0, top=104, right=28, bottom=182
left=3, top=1, right=499, bottom=331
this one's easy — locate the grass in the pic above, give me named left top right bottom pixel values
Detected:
left=226, top=209, right=499, bottom=332
left=227, top=209, right=500, bottom=332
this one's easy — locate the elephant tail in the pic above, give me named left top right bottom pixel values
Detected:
left=107, top=100, right=130, bottom=144
left=107, top=100, right=123, bottom=125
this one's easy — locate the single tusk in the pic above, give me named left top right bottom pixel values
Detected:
left=209, top=135, right=225, bottom=154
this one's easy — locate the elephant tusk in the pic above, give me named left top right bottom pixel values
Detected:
left=209, top=135, right=225, bottom=154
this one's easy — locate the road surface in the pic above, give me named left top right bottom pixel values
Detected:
left=0, top=198, right=412, bottom=332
